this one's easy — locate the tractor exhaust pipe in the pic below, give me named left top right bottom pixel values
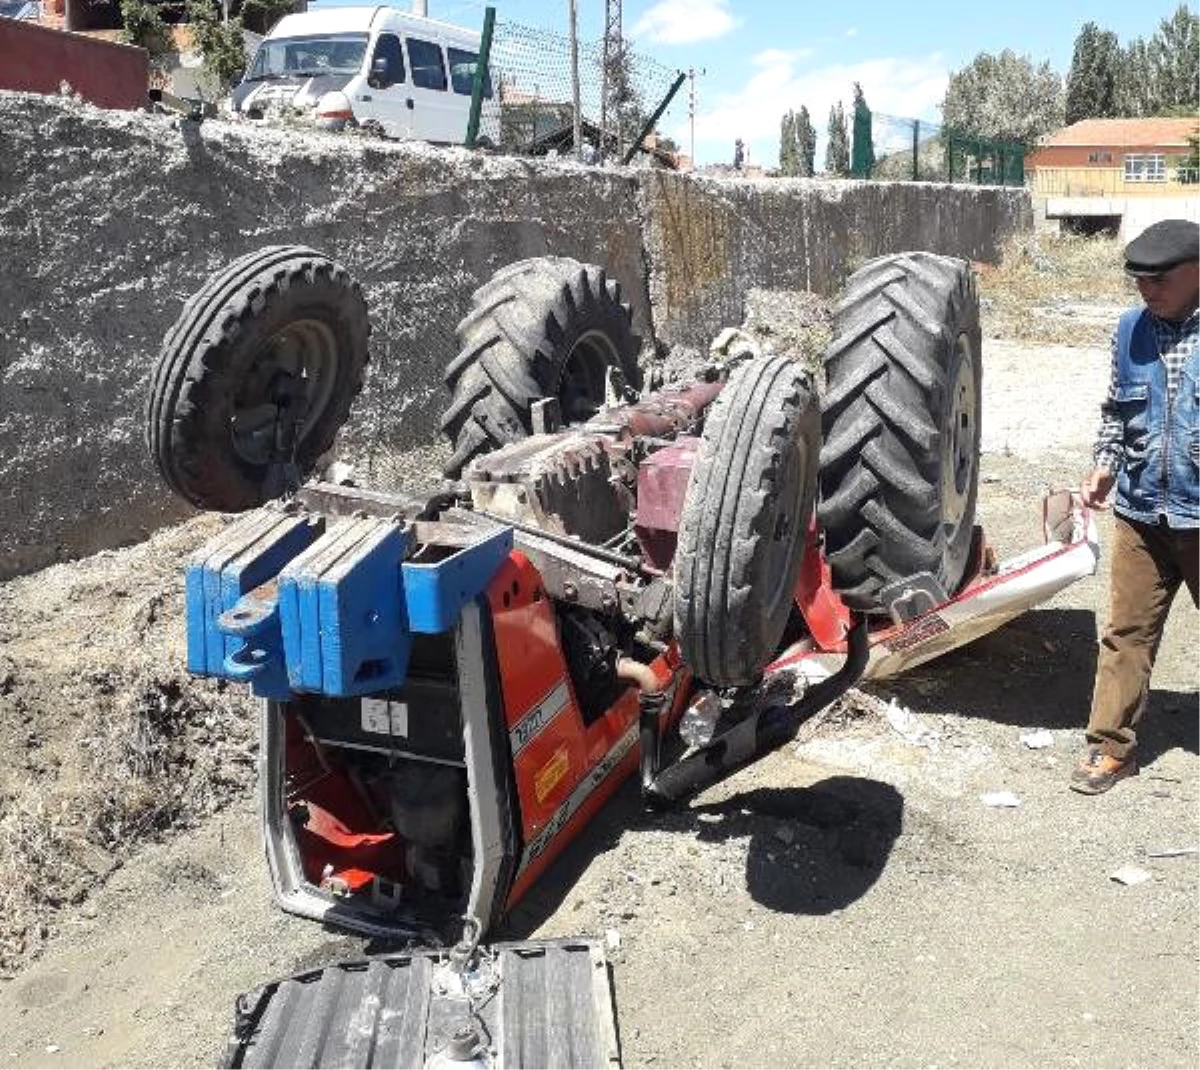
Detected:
left=634, top=617, right=870, bottom=807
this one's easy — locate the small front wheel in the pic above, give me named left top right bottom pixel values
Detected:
left=145, top=246, right=370, bottom=511
left=674, top=355, right=820, bottom=688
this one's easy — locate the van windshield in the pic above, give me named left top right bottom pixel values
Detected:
left=246, top=33, right=369, bottom=80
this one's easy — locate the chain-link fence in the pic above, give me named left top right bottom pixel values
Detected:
left=854, top=110, right=1026, bottom=186
left=944, top=130, right=1025, bottom=186
left=471, top=17, right=685, bottom=164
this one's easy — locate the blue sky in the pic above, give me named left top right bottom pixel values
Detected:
left=310, top=0, right=1197, bottom=166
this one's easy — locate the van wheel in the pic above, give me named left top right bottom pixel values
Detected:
left=441, top=257, right=642, bottom=477
left=145, top=246, right=370, bottom=511
left=817, top=252, right=981, bottom=612
left=674, top=356, right=820, bottom=688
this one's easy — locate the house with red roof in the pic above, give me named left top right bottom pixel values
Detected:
left=1028, top=117, right=1198, bottom=198
left=1026, top=117, right=1199, bottom=237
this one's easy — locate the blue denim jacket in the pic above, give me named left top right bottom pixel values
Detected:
left=1113, top=308, right=1199, bottom=528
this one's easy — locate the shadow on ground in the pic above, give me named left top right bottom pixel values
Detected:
left=501, top=774, right=902, bottom=936
left=867, top=607, right=1100, bottom=729
left=693, top=779, right=903, bottom=916
left=1136, top=689, right=1199, bottom=763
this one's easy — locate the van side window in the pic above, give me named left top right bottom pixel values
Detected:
left=407, top=37, right=448, bottom=91
left=447, top=46, right=493, bottom=98
left=369, top=33, right=405, bottom=87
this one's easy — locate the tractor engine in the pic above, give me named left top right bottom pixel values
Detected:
left=461, top=376, right=724, bottom=555
left=464, top=429, right=637, bottom=547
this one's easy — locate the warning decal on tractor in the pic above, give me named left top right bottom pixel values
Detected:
left=534, top=745, right=570, bottom=803
left=881, top=613, right=950, bottom=653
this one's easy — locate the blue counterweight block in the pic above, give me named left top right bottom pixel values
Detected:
left=277, top=516, right=411, bottom=697
left=185, top=508, right=324, bottom=679
left=402, top=525, right=514, bottom=634
left=217, top=582, right=292, bottom=700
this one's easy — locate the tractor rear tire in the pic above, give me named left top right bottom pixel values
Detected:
left=674, top=356, right=821, bottom=688
left=817, top=252, right=981, bottom=613
left=145, top=246, right=370, bottom=512
left=441, top=257, right=642, bottom=477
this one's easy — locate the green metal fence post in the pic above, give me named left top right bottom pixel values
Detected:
left=912, top=120, right=919, bottom=181
left=621, top=70, right=686, bottom=166
left=465, top=5, right=496, bottom=148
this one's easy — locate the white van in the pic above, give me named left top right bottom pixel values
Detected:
left=230, top=5, right=496, bottom=144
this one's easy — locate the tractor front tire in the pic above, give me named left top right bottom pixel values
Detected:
left=145, top=245, right=370, bottom=512
left=674, top=355, right=821, bottom=688
left=817, top=252, right=981, bottom=613
left=441, top=257, right=642, bottom=477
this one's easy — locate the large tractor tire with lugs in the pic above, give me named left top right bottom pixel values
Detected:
left=145, top=246, right=370, bottom=512
left=674, top=356, right=821, bottom=688
left=441, top=257, right=642, bottom=477
left=817, top=252, right=981, bottom=613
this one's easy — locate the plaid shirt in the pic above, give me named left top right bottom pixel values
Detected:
left=1094, top=307, right=1200, bottom=472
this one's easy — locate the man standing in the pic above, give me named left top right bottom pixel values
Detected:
left=1073, top=218, right=1199, bottom=794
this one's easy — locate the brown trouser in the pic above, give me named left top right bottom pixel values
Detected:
left=1087, top=514, right=1199, bottom=759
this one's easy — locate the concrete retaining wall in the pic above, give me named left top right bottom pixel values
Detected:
left=641, top=171, right=1027, bottom=350
left=0, top=93, right=1031, bottom=579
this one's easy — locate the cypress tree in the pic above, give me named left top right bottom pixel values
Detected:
left=779, top=110, right=799, bottom=175
left=797, top=105, right=817, bottom=177
left=825, top=102, right=849, bottom=175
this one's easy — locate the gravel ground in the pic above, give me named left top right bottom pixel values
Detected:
left=0, top=300, right=1195, bottom=1069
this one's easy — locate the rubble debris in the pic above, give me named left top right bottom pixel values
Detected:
left=1019, top=729, right=1055, bottom=749
left=1145, top=848, right=1198, bottom=859
left=885, top=699, right=941, bottom=749
left=1109, top=866, right=1153, bottom=887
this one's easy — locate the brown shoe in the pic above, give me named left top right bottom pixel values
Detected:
left=1070, top=747, right=1138, bottom=795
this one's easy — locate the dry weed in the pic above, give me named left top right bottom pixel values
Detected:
left=978, top=230, right=1135, bottom=346
left=0, top=668, right=255, bottom=977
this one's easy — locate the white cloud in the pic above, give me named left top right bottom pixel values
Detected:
left=845, top=27, right=858, bottom=38
left=667, top=49, right=949, bottom=169
left=631, top=0, right=740, bottom=46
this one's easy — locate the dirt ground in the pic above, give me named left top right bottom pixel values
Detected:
left=0, top=244, right=1197, bottom=1069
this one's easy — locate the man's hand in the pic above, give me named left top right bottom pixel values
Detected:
left=1080, top=467, right=1115, bottom=510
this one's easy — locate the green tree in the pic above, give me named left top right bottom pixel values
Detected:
left=796, top=105, right=816, bottom=177
left=119, top=0, right=173, bottom=83
left=1065, top=22, right=1120, bottom=123
left=1150, top=4, right=1200, bottom=111
left=600, top=37, right=646, bottom=156
left=237, top=0, right=297, bottom=35
left=941, top=49, right=1063, bottom=142
left=779, top=110, right=799, bottom=175
left=825, top=101, right=849, bottom=175
left=850, top=81, right=875, bottom=176
left=186, top=0, right=249, bottom=96
left=1116, top=37, right=1157, bottom=116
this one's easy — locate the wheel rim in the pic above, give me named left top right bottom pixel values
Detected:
left=558, top=329, right=621, bottom=423
left=940, top=333, right=978, bottom=546
left=231, top=319, right=340, bottom=466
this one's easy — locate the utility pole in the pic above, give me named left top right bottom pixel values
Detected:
left=687, top=66, right=705, bottom=170
left=601, top=0, right=622, bottom=160
left=568, top=0, right=582, bottom=161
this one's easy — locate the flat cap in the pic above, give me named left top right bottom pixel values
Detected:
left=1124, top=218, right=1199, bottom=276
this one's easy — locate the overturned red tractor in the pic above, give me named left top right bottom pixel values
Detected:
left=146, top=248, right=1097, bottom=1068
